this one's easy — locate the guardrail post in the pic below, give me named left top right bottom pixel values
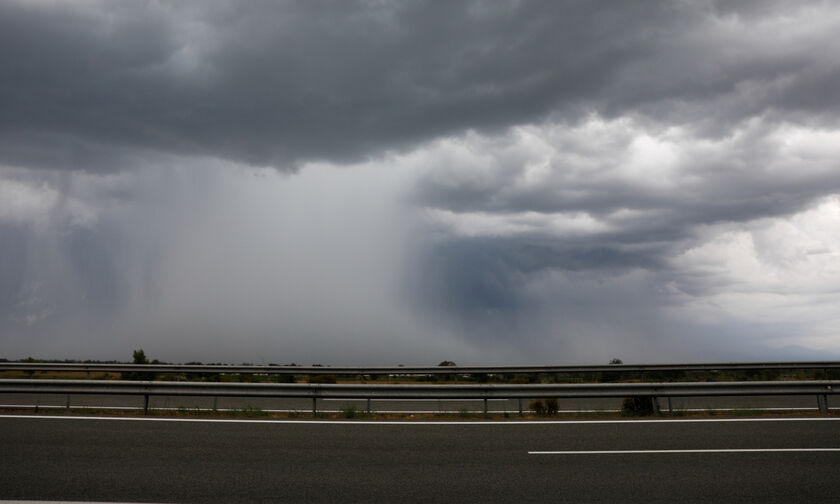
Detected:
left=366, top=398, right=371, bottom=414
left=213, top=396, right=218, bottom=412
left=817, top=394, right=828, bottom=413
left=4, top=377, right=840, bottom=417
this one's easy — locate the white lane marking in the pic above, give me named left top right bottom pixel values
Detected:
left=0, top=501, right=157, bottom=504
left=529, top=448, right=840, bottom=455
left=1, top=414, right=839, bottom=425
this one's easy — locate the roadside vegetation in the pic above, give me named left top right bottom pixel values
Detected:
left=3, top=353, right=838, bottom=384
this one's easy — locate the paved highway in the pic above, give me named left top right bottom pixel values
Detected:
left=1, top=415, right=839, bottom=503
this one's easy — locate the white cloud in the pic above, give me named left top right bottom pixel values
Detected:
left=423, top=208, right=609, bottom=238
left=666, top=197, right=840, bottom=351
left=0, top=173, right=97, bottom=230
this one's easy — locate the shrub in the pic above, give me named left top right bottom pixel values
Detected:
left=307, top=374, right=337, bottom=384
left=340, top=405, right=359, bottom=418
left=621, top=396, right=658, bottom=416
left=530, top=398, right=558, bottom=416
left=232, top=406, right=268, bottom=417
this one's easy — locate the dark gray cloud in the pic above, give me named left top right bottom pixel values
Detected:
left=2, top=0, right=839, bottom=172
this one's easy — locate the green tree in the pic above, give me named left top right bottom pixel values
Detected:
left=437, top=360, right=457, bottom=382
left=602, top=358, right=623, bottom=382
left=133, top=349, right=149, bottom=364
left=124, top=349, right=155, bottom=381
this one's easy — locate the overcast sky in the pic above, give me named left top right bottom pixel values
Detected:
left=2, top=0, right=839, bottom=364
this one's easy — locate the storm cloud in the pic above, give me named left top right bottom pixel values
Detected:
left=3, top=1, right=839, bottom=170
left=2, top=1, right=839, bottom=363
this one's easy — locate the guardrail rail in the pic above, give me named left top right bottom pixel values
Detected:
left=1, top=378, right=835, bottom=416
left=3, top=361, right=840, bottom=376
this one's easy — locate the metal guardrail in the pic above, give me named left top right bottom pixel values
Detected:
left=3, top=361, right=840, bottom=376
left=1, top=379, right=835, bottom=415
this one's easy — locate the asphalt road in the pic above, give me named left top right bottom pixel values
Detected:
left=1, top=415, right=839, bottom=503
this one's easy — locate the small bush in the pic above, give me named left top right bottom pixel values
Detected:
left=176, top=407, right=203, bottom=416
left=530, top=398, right=558, bottom=416
left=340, top=405, right=359, bottom=419
left=307, top=374, right=337, bottom=384
left=621, top=396, right=658, bottom=416
left=232, top=406, right=268, bottom=417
